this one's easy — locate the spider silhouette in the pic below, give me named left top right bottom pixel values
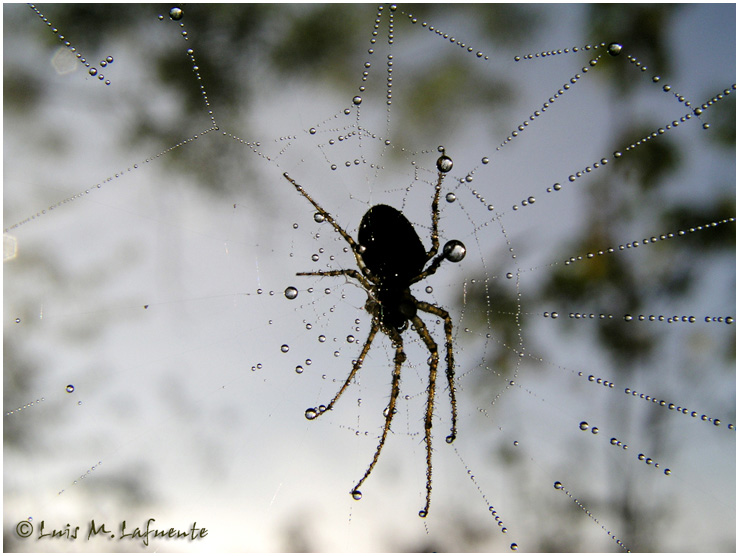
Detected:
left=283, top=149, right=465, bottom=518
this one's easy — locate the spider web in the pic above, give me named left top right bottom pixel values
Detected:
left=4, top=4, right=735, bottom=552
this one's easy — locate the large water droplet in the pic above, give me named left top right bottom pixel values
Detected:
left=351, top=490, right=362, bottom=500
left=443, top=240, right=466, bottom=262
left=280, top=344, right=289, bottom=353
left=437, top=155, right=453, bottom=173
left=607, top=43, right=623, bottom=56
left=169, top=7, right=183, bottom=20
left=66, top=385, right=75, bottom=393
left=284, top=286, right=298, bottom=300
left=305, top=408, right=318, bottom=420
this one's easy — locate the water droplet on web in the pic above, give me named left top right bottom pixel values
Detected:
left=305, top=408, right=318, bottom=420
left=89, top=68, right=97, bottom=76
left=443, top=240, right=466, bottom=262
left=295, top=365, right=304, bottom=374
left=437, top=154, right=453, bottom=173
left=445, top=192, right=456, bottom=203
left=15, top=318, right=20, bottom=323
left=579, top=421, right=589, bottom=431
left=607, top=43, right=623, bottom=56
left=169, top=7, right=183, bottom=21
left=284, top=286, right=298, bottom=299
left=510, top=543, right=518, bottom=551
left=280, top=344, right=289, bottom=353
left=314, top=212, right=325, bottom=223
left=352, top=95, right=362, bottom=105
left=351, top=490, right=362, bottom=500
left=65, top=385, right=74, bottom=393
left=425, top=286, right=433, bottom=294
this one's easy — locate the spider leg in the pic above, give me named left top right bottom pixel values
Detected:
left=283, top=172, right=375, bottom=281
left=410, top=251, right=448, bottom=285
left=296, top=269, right=374, bottom=291
left=410, top=314, right=439, bottom=518
left=352, top=327, right=405, bottom=500
left=425, top=167, right=446, bottom=259
left=416, top=302, right=457, bottom=443
left=312, top=320, right=380, bottom=419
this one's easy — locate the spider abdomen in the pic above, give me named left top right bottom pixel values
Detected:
left=358, top=204, right=427, bottom=285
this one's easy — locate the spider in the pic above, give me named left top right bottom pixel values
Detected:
left=282, top=148, right=465, bottom=518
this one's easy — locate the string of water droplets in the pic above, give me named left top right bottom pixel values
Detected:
left=4, top=6, right=222, bottom=235
left=552, top=480, right=629, bottom=552
left=28, top=4, right=115, bottom=85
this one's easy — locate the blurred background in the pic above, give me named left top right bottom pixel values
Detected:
left=4, top=4, right=735, bottom=552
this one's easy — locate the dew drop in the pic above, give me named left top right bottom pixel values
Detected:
left=169, top=7, right=183, bottom=20
left=418, top=510, right=427, bottom=518
left=280, top=344, right=289, bottom=353
left=65, top=385, right=75, bottom=393
left=295, top=365, right=304, bottom=374
left=284, top=286, right=298, bottom=299
left=15, top=318, right=20, bottom=323
left=437, top=155, right=453, bottom=173
left=352, top=95, right=362, bottom=105
left=443, top=240, right=466, bottom=262
left=445, top=192, right=456, bottom=203
left=89, top=67, right=97, bottom=76
left=510, top=543, right=518, bottom=551
left=425, top=285, right=433, bottom=294
left=579, top=421, right=589, bottom=431
left=607, top=42, right=623, bottom=56
left=351, top=490, right=362, bottom=500
left=305, top=408, right=318, bottom=420
left=314, top=212, right=325, bottom=223
left=554, top=481, right=563, bottom=489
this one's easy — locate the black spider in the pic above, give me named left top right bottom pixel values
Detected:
left=283, top=149, right=465, bottom=517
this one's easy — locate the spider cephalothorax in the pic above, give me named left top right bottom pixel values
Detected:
left=283, top=148, right=465, bottom=517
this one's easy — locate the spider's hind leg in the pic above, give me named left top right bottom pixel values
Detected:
left=308, top=320, right=379, bottom=419
left=410, top=314, right=440, bottom=518
left=352, top=327, right=405, bottom=500
left=417, top=301, right=457, bottom=443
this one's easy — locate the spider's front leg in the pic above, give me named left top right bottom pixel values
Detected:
left=296, top=268, right=374, bottom=291
left=283, top=172, right=375, bottom=281
left=425, top=150, right=454, bottom=259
